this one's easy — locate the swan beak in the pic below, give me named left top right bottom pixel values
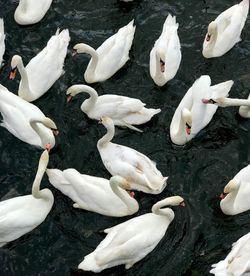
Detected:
left=186, top=123, right=191, bottom=135
left=128, top=191, right=135, bottom=198
left=160, top=59, right=165, bottom=73
left=220, top=192, right=227, bottom=200
left=45, top=143, right=52, bottom=153
left=9, top=68, right=17, bottom=80
left=72, top=49, right=77, bottom=57
left=180, top=201, right=185, bottom=207
left=67, top=95, right=72, bottom=103
left=52, top=129, right=59, bottom=136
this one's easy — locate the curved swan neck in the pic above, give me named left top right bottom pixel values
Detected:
left=32, top=151, right=49, bottom=199
left=152, top=198, right=175, bottom=220
left=223, top=98, right=250, bottom=107
left=110, top=178, right=138, bottom=213
left=75, top=85, right=98, bottom=112
left=16, top=56, right=32, bottom=100
left=30, top=119, right=50, bottom=147
left=97, top=122, right=115, bottom=148
left=80, top=44, right=99, bottom=77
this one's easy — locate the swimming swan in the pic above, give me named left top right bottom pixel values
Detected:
left=202, top=94, right=250, bottom=118
left=73, top=20, right=135, bottom=83
left=66, top=84, right=161, bottom=132
left=219, top=164, right=250, bottom=215
left=210, top=232, right=250, bottom=275
left=0, top=19, right=5, bottom=67
left=0, top=84, right=58, bottom=150
left=150, top=14, right=181, bottom=86
left=0, top=150, right=54, bottom=247
left=203, top=0, right=249, bottom=58
left=14, top=0, right=53, bottom=25
left=97, top=116, right=167, bottom=194
left=46, top=169, right=139, bottom=217
left=10, top=29, right=70, bottom=102
left=170, top=75, right=233, bottom=145
left=78, top=196, right=185, bottom=272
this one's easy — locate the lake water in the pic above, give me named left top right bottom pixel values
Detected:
left=0, top=0, right=250, bottom=275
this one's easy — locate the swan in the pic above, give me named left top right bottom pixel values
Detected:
left=73, top=20, right=135, bottom=83
left=0, top=150, right=54, bottom=247
left=219, top=164, right=250, bottom=215
left=10, top=29, right=70, bottom=102
left=0, top=19, right=5, bottom=67
left=170, top=75, right=234, bottom=145
left=210, top=232, right=250, bottom=275
left=14, top=0, right=53, bottom=25
left=78, top=195, right=185, bottom=272
left=97, top=116, right=167, bottom=194
left=202, top=0, right=249, bottom=58
left=66, top=84, right=161, bottom=132
left=0, top=84, right=58, bottom=150
left=46, top=169, right=139, bottom=217
left=202, top=94, right=250, bottom=118
left=149, top=14, right=181, bottom=86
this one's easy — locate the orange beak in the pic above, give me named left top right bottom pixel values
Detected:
left=67, top=95, right=72, bottom=103
left=128, top=191, right=135, bottom=198
left=45, top=143, right=52, bottom=153
left=9, top=69, right=17, bottom=80
left=52, top=129, right=59, bottom=136
left=180, top=201, right=185, bottom=207
left=220, top=193, right=226, bottom=200
left=186, top=126, right=191, bottom=135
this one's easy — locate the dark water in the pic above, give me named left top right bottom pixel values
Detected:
left=0, top=0, right=250, bottom=275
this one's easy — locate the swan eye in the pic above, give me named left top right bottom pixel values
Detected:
left=206, top=34, right=211, bottom=42
left=208, top=99, right=216, bottom=104
left=160, top=59, right=165, bottom=73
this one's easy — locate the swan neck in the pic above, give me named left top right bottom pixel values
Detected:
left=110, top=181, right=137, bottom=213
left=78, top=86, right=98, bottom=112
left=83, top=45, right=99, bottom=77
left=206, top=26, right=218, bottom=53
left=30, top=119, right=49, bottom=148
left=221, top=190, right=239, bottom=215
left=152, top=198, right=175, bottom=220
left=16, top=57, right=32, bottom=100
left=224, top=98, right=250, bottom=107
left=32, top=158, right=48, bottom=199
left=97, top=123, right=115, bottom=148
left=171, top=111, right=187, bottom=145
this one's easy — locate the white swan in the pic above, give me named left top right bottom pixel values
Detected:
left=202, top=94, right=250, bottom=118
left=0, top=19, right=5, bottom=67
left=97, top=116, right=167, bottom=194
left=73, top=20, right=135, bottom=83
left=203, top=0, right=249, bottom=58
left=78, top=195, right=185, bottom=272
left=170, top=75, right=234, bottom=145
left=210, top=232, right=250, bottom=275
left=0, top=150, right=54, bottom=247
left=0, top=84, right=58, bottom=150
left=46, top=169, right=139, bottom=217
left=14, top=0, right=53, bottom=25
left=219, top=164, right=250, bottom=215
left=150, top=14, right=181, bottom=86
left=66, top=84, right=161, bottom=132
left=10, top=29, right=70, bottom=102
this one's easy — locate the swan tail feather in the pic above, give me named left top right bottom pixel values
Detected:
left=211, top=80, right=234, bottom=99
left=121, top=121, right=143, bottom=132
left=163, top=14, right=179, bottom=31
left=240, top=0, right=249, bottom=9
left=46, top=169, right=71, bottom=186
left=210, top=260, right=228, bottom=276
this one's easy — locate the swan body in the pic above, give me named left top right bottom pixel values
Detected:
left=203, top=0, right=249, bottom=58
left=170, top=75, right=234, bottom=145
left=10, top=29, right=70, bottom=102
left=210, top=232, right=250, bottom=276
left=97, top=117, right=167, bottom=194
left=150, top=14, right=181, bottom=86
left=202, top=94, right=250, bottom=118
left=73, top=20, right=135, bottom=83
left=0, top=19, right=5, bottom=67
left=78, top=196, right=185, bottom=272
left=0, top=150, right=54, bottom=247
left=220, top=165, right=250, bottom=215
left=0, top=84, right=58, bottom=149
left=66, top=84, right=161, bottom=132
left=46, top=169, right=139, bottom=217
left=14, top=0, right=53, bottom=25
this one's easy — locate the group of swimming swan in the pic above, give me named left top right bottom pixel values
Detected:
left=0, top=0, right=250, bottom=274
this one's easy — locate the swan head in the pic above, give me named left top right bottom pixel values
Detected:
left=10, top=55, right=22, bottom=80
left=181, top=108, right=192, bottom=135
left=202, top=97, right=226, bottom=107
left=206, top=21, right=217, bottom=42
left=220, top=179, right=240, bottom=199
left=73, top=43, right=88, bottom=55
left=99, top=116, right=114, bottom=128
left=156, top=49, right=166, bottom=73
left=169, top=196, right=185, bottom=207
